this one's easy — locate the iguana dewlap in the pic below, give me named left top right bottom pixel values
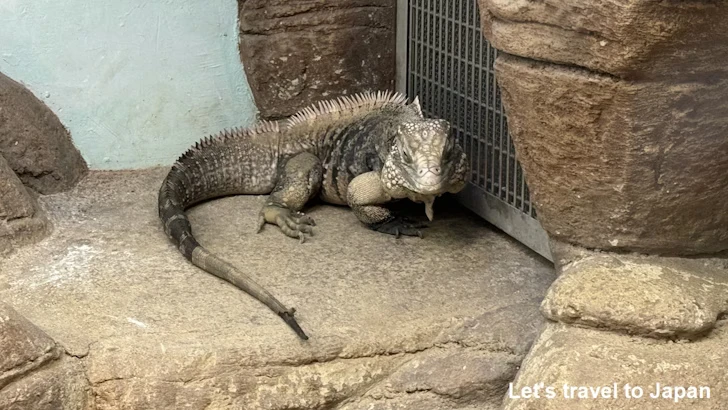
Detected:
left=158, top=91, right=468, bottom=340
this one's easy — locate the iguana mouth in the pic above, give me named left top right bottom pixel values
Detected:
left=418, top=180, right=442, bottom=187
left=415, top=172, right=444, bottom=187
left=414, top=182, right=448, bottom=196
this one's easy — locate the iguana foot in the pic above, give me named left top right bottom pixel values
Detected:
left=257, top=205, right=316, bottom=243
left=368, top=216, right=427, bottom=238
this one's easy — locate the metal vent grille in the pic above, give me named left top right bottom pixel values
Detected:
left=397, top=0, right=552, bottom=260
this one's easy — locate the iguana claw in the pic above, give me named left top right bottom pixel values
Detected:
left=370, top=216, right=428, bottom=238
left=294, top=211, right=316, bottom=226
left=256, top=214, right=266, bottom=233
left=258, top=205, right=316, bottom=241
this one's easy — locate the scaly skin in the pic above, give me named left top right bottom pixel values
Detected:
left=158, top=90, right=468, bottom=340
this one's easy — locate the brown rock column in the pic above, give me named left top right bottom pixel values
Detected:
left=477, top=3, right=728, bottom=409
left=238, top=0, right=397, bottom=119
left=478, top=0, right=728, bottom=255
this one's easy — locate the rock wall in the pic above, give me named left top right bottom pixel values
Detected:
left=0, top=72, right=87, bottom=253
left=494, top=55, right=728, bottom=254
left=238, top=0, right=397, bottom=119
left=479, top=0, right=728, bottom=255
left=504, top=246, right=728, bottom=410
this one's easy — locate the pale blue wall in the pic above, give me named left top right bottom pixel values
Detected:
left=0, top=0, right=258, bottom=170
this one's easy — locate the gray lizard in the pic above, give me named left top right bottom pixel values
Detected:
left=158, top=90, right=468, bottom=340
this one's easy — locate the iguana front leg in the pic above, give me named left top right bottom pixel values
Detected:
left=346, top=171, right=426, bottom=237
left=257, top=152, right=322, bottom=242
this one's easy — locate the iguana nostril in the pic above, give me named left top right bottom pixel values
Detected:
left=418, top=166, right=442, bottom=176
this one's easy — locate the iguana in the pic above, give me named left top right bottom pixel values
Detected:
left=158, top=90, right=468, bottom=340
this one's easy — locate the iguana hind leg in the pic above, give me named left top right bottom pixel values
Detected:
left=346, top=171, right=426, bottom=237
left=257, top=152, right=322, bottom=242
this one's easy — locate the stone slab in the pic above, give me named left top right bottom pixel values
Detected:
left=504, top=322, right=728, bottom=410
left=0, top=302, right=62, bottom=390
left=541, top=252, right=728, bottom=338
left=0, top=168, right=555, bottom=409
left=0, top=357, right=88, bottom=410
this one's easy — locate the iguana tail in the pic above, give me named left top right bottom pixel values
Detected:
left=157, top=124, right=309, bottom=340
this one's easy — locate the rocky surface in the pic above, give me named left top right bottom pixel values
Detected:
left=0, top=357, right=89, bottom=410
left=504, top=241, right=728, bottom=409
left=0, top=155, right=35, bottom=223
left=541, top=251, right=728, bottom=339
left=493, top=54, right=728, bottom=255
left=0, top=72, right=87, bottom=194
left=504, top=322, right=728, bottom=410
left=0, top=155, right=49, bottom=254
left=0, top=303, right=62, bottom=390
left=238, top=0, right=396, bottom=119
left=0, top=302, right=88, bottom=409
left=0, top=169, right=555, bottom=409
left=478, top=0, right=728, bottom=255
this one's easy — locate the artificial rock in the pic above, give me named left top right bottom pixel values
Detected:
left=0, top=168, right=556, bottom=409
left=0, top=72, right=87, bottom=194
left=238, top=0, right=396, bottom=119
left=479, top=0, right=728, bottom=255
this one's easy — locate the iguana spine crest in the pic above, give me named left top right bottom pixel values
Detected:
left=286, top=90, right=408, bottom=128
left=178, top=120, right=281, bottom=161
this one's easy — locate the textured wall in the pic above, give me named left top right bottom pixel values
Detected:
left=0, top=0, right=257, bottom=170
left=238, top=0, right=397, bottom=119
left=480, top=0, right=728, bottom=255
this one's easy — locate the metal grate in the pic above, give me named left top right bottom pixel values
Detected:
left=397, top=0, right=552, bottom=260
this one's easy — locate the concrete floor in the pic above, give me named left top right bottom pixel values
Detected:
left=0, top=169, right=556, bottom=409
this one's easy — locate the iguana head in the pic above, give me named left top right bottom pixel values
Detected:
left=381, top=116, right=469, bottom=220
